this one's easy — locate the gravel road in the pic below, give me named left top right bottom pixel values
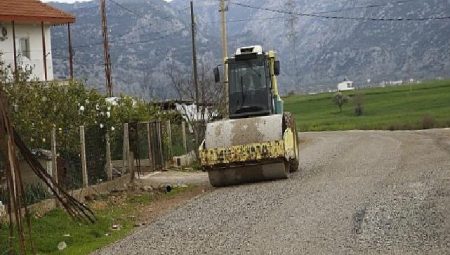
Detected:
left=96, top=129, right=450, bottom=255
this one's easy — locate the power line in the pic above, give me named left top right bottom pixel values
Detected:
left=230, top=2, right=450, bottom=22
left=312, top=0, right=421, bottom=15
left=204, top=16, right=285, bottom=24
left=52, top=27, right=188, bottom=53
left=111, top=28, right=187, bottom=46
left=50, top=0, right=190, bottom=53
left=110, top=0, right=189, bottom=23
left=203, top=0, right=426, bottom=25
left=109, top=0, right=144, bottom=18
left=67, top=4, right=99, bottom=12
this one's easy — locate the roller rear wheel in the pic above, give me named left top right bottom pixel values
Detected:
left=208, top=162, right=289, bottom=187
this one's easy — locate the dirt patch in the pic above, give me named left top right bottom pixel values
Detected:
left=298, top=136, right=312, bottom=146
left=136, top=186, right=211, bottom=225
left=139, top=171, right=209, bottom=187
left=84, top=184, right=212, bottom=232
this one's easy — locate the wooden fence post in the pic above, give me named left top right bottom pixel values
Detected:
left=122, top=123, right=129, bottom=173
left=105, top=131, right=112, bottom=181
left=157, top=121, right=164, bottom=170
left=182, top=121, right=187, bottom=154
left=146, top=122, right=153, bottom=170
left=124, top=123, right=135, bottom=183
left=166, top=120, right=172, bottom=158
left=51, top=127, right=58, bottom=183
left=80, top=125, right=88, bottom=187
left=128, top=148, right=135, bottom=184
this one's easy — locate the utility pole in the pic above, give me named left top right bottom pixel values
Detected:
left=220, top=0, right=229, bottom=117
left=285, top=0, right=299, bottom=86
left=67, top=23, right=74, bottom=79
left=100, top=0, right=113, bottom=97
left=190, top=0, right=199, bottom=113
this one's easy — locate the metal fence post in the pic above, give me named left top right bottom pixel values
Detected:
left=182, top=121, right=187, bottom=154
left=80, top=125, right=88, bottom=187
left=105, top=131, right=112, bottom=181
left=51, top=127, right=60, bottom=207
left=51, top=127, right=58, bottom=183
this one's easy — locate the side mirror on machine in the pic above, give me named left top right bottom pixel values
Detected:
left=274, top=60, right=280, bottom=76
left=213, top=66, right=220, bottom=83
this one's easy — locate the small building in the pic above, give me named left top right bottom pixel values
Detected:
left=154, top=100, right=218, bottom=123
left=337, top=80, right=355, bottom=92
left=0, top=0, right=75, bottom=81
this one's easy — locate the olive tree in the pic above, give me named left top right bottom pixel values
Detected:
left=333, top=92, right=349, bottom=113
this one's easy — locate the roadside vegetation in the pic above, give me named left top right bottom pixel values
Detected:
left=0, top=185, right=202, bottom=254
left=284, top=80, right=450, bottom=131
left=0, top=53, right=205, bottom=254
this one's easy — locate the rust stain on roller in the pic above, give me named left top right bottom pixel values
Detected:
left=200, top=140, right=285, bottom=167
left=231, top=118, right=263, bottom=145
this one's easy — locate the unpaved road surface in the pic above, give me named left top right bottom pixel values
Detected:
left=96, top=129, right=450, bottom=255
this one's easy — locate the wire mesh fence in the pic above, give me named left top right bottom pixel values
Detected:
left=22, top=126, right=54, bottom=204
left=143, top=121, right=165, bottom=171
left=0, top=126, right=54, bottom=206
left=85, top=125, right=107, bottom=186
left=189, top=121, right=206, bottom=153
left=134, top=122, right=150, bottom=161
left=170, top=121, right=187, bottom=157
left=110, top=123, right=124, bottom=161
left=0, top=119, right=199, bottom=209
left=57, top=126, right=83, bottom=190
left=161, top=121, right=172, bottom=163
left=0, top=155, right=7, bottom=205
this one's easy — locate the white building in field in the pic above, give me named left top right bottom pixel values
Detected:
left=337, top=80, right=355, bottom=91
left=0, top=0, right=75, bottom=81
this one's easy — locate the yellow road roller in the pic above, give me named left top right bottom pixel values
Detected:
left=199, top=45, right=299, bottom=187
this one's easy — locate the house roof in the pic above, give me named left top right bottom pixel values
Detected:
left=0, top=0, right=75, bottom=25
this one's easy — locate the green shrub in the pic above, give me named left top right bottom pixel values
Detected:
left=24, top=182, right=50, bottom=205
left=421, top=114, right=436, bottom=129
left=332, top=92, right=349, bottom=113
left=353, top=93, right=364, bottom=116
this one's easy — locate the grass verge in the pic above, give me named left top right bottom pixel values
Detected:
left=0, top=186, right=198, bottom=254
left=284, top=80, right=450, bottom=131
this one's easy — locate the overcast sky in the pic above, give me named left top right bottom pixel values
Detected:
left=42, top=0, right=92, bottom=3
left=42, top=0, right=172, bottom=3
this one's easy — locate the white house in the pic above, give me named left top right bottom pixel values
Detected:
left=0, top=0, right=75, bottom=81
left=337, top=80, right=355, bottom=91
left=175, top=102, right=217, bottom=123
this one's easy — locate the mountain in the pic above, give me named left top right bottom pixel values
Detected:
left=50, top=0, right=450, bottom=97
left=50, top=0, right=214, bottom=99
left=174, top=0, right=450, bottom=93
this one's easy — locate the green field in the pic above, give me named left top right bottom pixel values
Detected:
left=284, top=80, right=450, bottom=131
left=0, top=187, right=192, bottom=254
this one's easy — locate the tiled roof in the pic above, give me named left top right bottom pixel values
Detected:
left=0, top=0, right=75, bottom=24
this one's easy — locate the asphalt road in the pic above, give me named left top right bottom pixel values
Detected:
left=96, top=129, right=450, bottom=255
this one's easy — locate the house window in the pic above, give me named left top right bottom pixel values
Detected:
left=19, top=38, right=30, bottom=59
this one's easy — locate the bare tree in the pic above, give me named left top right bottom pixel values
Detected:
left=164, top=56, right=223, bottom=156
left=197, top=56, right=224, bottom=121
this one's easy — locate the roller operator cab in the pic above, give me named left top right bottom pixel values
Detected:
left=225, top=45, right=283, bottom=119
left=203, top=45, right=299, bottom=187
